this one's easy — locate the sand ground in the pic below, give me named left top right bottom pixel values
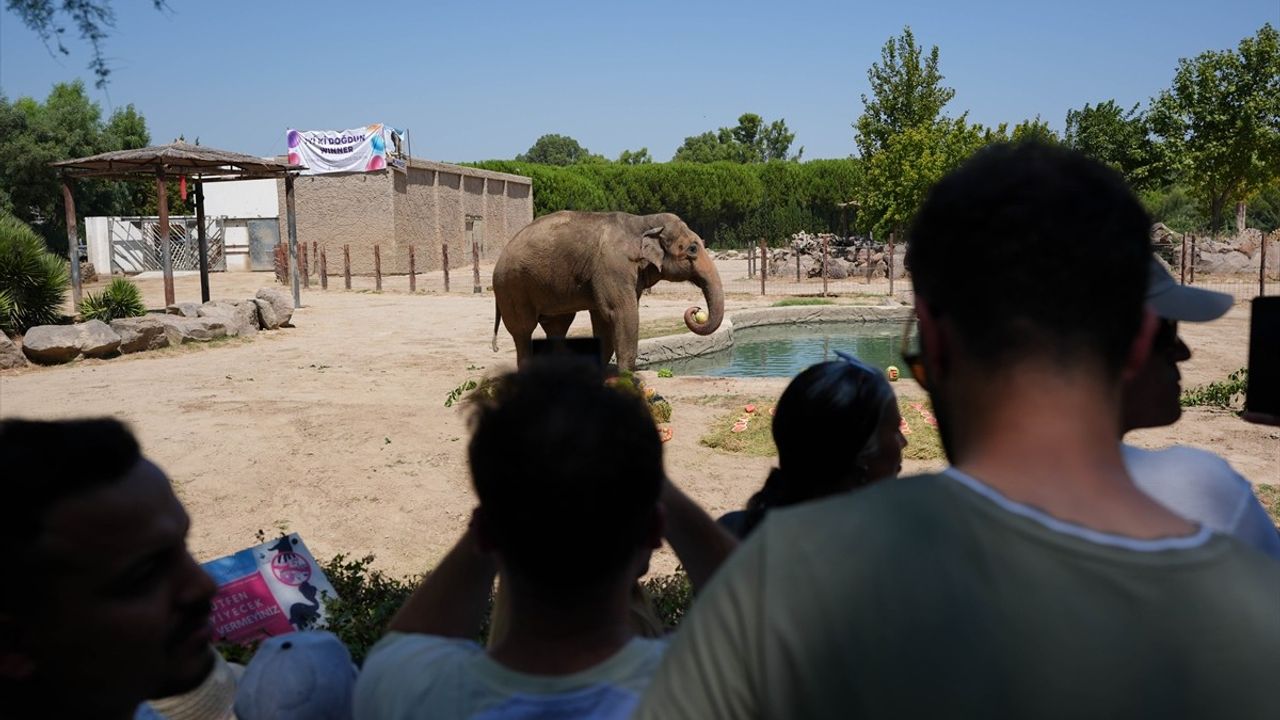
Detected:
left=1, top=268, right=1276, bottom=579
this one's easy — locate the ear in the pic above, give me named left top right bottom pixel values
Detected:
left=1121, top=306, right=1159, bottom=383
left=639, top=226, right=665, bottom=269
left=915, top=299, right=947, bottom=382
left=647, top=502, right=666, bottom=551
left=470, top=506, right=499, bottom=554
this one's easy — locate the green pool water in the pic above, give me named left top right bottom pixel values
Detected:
left=655, top=322, right=912, bottom=378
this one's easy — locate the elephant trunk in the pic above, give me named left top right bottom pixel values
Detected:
left=684, top=253, right=725, bottom=336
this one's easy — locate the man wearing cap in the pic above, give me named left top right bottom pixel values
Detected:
left=635, top=143, right=1280, bottom=719
left=1122, top=259, right=1280, bottom=559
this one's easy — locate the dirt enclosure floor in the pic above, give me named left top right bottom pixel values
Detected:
left=1, top=269, right=1277, bottom=579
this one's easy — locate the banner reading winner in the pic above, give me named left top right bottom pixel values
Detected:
left=286, top=123, right=405, bottom=175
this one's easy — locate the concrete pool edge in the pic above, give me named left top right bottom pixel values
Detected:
left=636, top=304, right=915, bottom=368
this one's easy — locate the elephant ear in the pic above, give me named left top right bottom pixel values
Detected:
left=638, top=226, right=665, bottom=269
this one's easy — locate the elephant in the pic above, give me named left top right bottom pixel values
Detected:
left=491, top=211, right=725, bottom=370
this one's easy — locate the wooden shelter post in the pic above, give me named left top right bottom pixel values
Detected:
left=156, top=171, right=175, bottom=307
left=285, top=174, right=301, bottom=308
left=195, top=180, right=210, bottom=303
left=60, top=178, right=83, bottom=308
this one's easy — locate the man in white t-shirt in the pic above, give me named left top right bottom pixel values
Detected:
left=1121, top=259, right=1280, bottom=560
left=354, top=359, right=736, bottom=719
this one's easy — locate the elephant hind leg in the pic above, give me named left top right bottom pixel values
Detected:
left=539, top=313, right=576, bottom=339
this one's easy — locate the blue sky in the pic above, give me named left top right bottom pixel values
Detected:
left=1, top=1, right=1276, bottom=162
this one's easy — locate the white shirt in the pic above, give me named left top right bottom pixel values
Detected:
left=354, top=633, right=666, bottom=720
left=1124, top=444, right=1280, bottom=561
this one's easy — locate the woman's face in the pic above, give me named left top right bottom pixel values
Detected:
left=862, top=401, right=907, bottom=483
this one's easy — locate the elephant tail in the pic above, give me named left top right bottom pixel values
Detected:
left=492, top=304, right=501, bottom=353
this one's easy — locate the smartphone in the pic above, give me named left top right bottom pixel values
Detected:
left=1246, top=296, right=1280, bottom=416
left=529, top=337, right=603, bottom=367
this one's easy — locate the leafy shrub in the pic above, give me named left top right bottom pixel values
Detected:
left=0, top=214, right=69, bottom=334
left=772, top=298, right=834, bottom=307
left=1181, top=368, right=1248, bottom=408
left=78, top=277, right=145, bottom=321
left=656, top=368, right=674, bottom=378
left=641, top=569, right=694, bottom=630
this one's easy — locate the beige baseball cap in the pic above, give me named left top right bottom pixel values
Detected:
left=1146, top=257, right=1233, bottom=322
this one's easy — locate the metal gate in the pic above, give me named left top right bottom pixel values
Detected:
left=109, top=216, right=226, bottom=273
left=247, top=219, right=280, bottom=271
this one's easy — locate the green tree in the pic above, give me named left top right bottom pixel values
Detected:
left=854, top=26, right=956, bottom=159
left=859, top=117, right=1001, bottom=239
left=1010, top=116, right=1060, bottom=145
left=673, top=113, right=799, bottom=163
left=516, top=134, right=603, bottom=165
left=617, top=148, right=653, bottom=165
left=7, top=0, right=168, bottom=88
left=1148, top=24, right=1280, bottom=236
left=1064, top=100, right=1163, bottom=190
left=0, top=81, right=160, bottom=253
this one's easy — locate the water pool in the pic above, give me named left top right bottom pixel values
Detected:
left=655, top=322, right=913, bottom=378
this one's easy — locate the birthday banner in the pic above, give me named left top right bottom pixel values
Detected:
left=202, top=533, right=339, bottom=644
left=287, top=123, right=401, bottom=175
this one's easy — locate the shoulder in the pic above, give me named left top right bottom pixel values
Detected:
left=1124, top=444, right=1250, bottom=491
left=354, top=633, right=483, bottom=714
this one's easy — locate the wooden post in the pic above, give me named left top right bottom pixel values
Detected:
left=866, top=244, right=874, bottom=284
left=60, top=179, right=83, bottom=309
left=1190, top=235, right=1196, bottom=284
left=472, top=239, right=482, bottom=294
left=821, top=234, right=829, bottom=297
left=888, top=233, right=896, bottom=297
left=796, top=251, right=801, bottom=283
left=442, top=243, right=451, bottom=292
left=759, top=239, right=767, bottom=296
left=195, top=180, right=210, bottom=303
left=156, top=171, right=175, bottom=307
left=409, top=245, right=417, bottom=293
left=285, top=174, right=301, bottom=308
left=300, top=244, right=310, bottom=289
left=1262, top=233, right=1268, bottom=297
left=320, top=248, right=328, bottom=290
left=1180, top=234, right=1188, bottom=285
left=374, top=244, right=383, bottom=291
left=343, top=244, right=351, bottom=290
left=312, top=241, right=318, bottom=278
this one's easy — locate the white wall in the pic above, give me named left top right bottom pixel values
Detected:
left=203, top=179, right=278, bottom=219
left=85, top=216, right=111, bottom=273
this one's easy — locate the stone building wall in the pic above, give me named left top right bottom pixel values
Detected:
left=277, top=159, right=532, bottom=276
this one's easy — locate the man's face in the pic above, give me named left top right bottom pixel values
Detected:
left=21, top=459, right=216, bottom=708
left=1122, top=318, right=1191, bottom=431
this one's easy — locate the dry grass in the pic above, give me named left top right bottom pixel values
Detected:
left=1255, top=484, right=1279, bottom=528
left=699, top=398, right=945, bottom=462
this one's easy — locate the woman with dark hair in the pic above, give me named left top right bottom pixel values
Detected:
left=719, top=351, right=907, bottom=539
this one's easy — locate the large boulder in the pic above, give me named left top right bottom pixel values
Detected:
left=155, top=315, right=226, bottom=345
left=22, top=325, right=82, bottom=364
left=0, top=333, right=28, bottom=369
left=1234, top=228, right=1264, bottom=258
left=76, top=320, right=121, bottom=358
left=166, top=302, right=201, bottom=318
left=21, top=321, right=120, bottom=363
left=199, top=300, right=259, bottom=337
left=252, top=298, right=281, bottom=330
left=1199, top=250, right=1251, bottom=275
left=111, top=316, right=171, bottom=353
left=255, top=287, right=293, bottom=327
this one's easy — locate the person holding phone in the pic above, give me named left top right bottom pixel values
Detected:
left=1121, top=259, right=1280, bottom=560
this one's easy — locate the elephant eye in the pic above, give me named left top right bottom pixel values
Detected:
left=687, top=244, right=698, bottom=256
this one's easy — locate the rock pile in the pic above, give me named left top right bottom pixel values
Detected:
left=716, top=232, right=906, bottom=280
left=3, top=287, right=296, bottom=368
left=1190, top=228, right=1279, bottom=275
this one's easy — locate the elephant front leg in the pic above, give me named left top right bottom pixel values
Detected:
left=611, top=301, right=641, bottom=372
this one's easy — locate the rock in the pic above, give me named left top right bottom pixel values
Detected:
left=20, top=321, right=120, bottom=363
left=22, top=325, right=82, bottom=364
left=79, top=261, right=99, bottom=283
left=1199, top=250, right=1251, bottom=275
left=199, top=300, right=258, bottom=337
left=1234, top=228, right=1264, bottom=258
left=0, top=333, right=28, bottom=369
left=823, top=259, right=848, bottom=279
left=154, top=315, right=225, bottom=345
left=111, top=316, right=171, bottom=353
left=167, top=302, right=201, bottom=318
left=255, top=287, right=293, bottom=327
left=252, top=298, right=281, bottom=330
left=76, top=320, right=121, bottom=358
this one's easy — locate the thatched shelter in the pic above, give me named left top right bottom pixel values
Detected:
left=52, top=142, right=305, bottom=308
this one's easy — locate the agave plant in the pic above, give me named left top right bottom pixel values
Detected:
left=0, top=214, right=69, bottom=335
left=79, top=278, right=146, bottom=322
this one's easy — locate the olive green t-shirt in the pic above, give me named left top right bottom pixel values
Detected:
left=637, top=470, right=1280, bottom=720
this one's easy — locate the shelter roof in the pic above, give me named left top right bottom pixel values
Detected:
left=52, top=141, right=303, bottom=180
